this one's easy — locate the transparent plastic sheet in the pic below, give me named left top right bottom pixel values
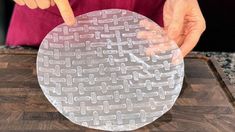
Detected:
left=36, top=9, right=184, bottom=131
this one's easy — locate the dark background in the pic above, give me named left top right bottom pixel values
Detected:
left=1, top=0, right=235, bottom=52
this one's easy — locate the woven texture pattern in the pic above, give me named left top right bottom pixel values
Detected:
left=36, top=9, right=184, bottom=131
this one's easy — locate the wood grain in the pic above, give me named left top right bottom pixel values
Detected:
left=0, top=50, right=234, bottom=132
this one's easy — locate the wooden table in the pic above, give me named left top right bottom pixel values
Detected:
left=0, top=49, right=234, bottom=132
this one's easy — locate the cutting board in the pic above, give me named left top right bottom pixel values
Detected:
left=0, top=49, right=234, bottom=132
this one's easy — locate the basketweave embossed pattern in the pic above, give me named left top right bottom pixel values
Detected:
left=36, top=9, right=184, bottom=131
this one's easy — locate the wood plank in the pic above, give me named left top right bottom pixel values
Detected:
left=22, top=112, right=66, bottom=121
left=210, top=57, right=235, bottom=104
left=0, top=49, right=234, bottom=131
left=0, top=95, right=26, bottom=103
left=0, top=81, right=40, bottom=89
left=0, top=103, right=25, bottom=112
left=0, top=112, right=23, bottom=121
left=25, top=93, right=57, bottom=112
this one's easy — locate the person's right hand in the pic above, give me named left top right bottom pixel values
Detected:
left=14, top=0, right=76, bottom=26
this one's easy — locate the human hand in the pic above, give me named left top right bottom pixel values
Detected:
left=14, top=0, right=76, bottom=26
left=137, top=19, right=183, bottom=65
left=138, top=0, right=206, bottom=58
left=164, top=0, right=206, bottom=57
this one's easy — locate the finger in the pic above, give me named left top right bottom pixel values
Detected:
left=146, top=45, right=164, bottom=56
left=165, top=7, right=185, bottom=40
left=14, top=0, right=25, bottom=5
left=54, top=0, right=76, bottom=26
left=139, top=19, right=161, bottom=31
left=180, top=29, right=203, bottom=57
left=171, top=49, right=183, bottom=65
left=51, top=0, right=55, bottom=6
left=180, top=1, right=206, bottom=57
left=146, top=44, right=170, bottom=56
left=166, top=20, right=183, bottom=41
left=137, top=31, right=169, bottom=46
left=137, top=31, right=173, bottom=56
left=146, top=40, right=178, bottom=56
left=35, top=0, right=50, bottom=9
left=175, top=34, right=185, bottom=46
left=24, top=0, right=38, bottom=9
left=137, top=31, right=162, bottom=40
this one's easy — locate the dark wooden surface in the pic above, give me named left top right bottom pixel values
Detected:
left=0, top=49, right=234, bottom=132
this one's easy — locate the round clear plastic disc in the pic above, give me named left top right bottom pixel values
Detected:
left=36, top=9, right=184, bottom=131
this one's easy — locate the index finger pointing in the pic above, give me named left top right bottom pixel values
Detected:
left=54, top=0, right=76, bottom=26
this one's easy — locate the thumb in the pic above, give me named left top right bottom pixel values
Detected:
left=165, top=6, right=185, bottom=41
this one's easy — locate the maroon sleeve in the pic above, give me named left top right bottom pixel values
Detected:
left=6, top=0, right=165, bottom=46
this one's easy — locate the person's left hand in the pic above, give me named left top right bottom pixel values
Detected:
left=138, top=0, right=206, bottom=58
